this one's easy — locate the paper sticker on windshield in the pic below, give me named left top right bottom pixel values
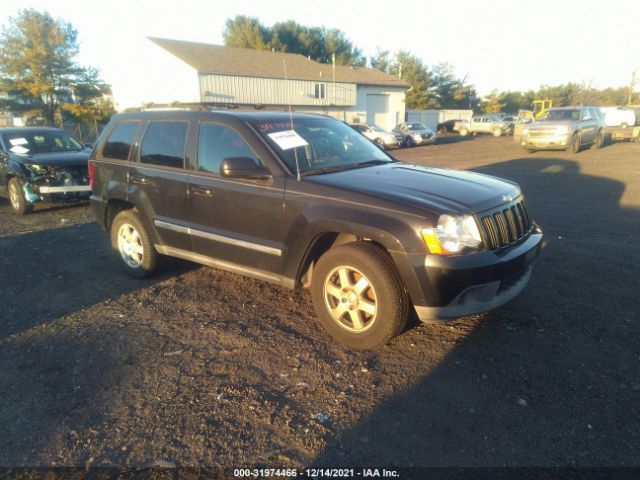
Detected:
left=9, top=137, right=28, bottom=146
left=9, top=145, right=29, bottom=154
left=267, top=130, right=308, bottom=150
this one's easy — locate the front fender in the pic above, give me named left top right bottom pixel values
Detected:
left=282, top=203, right=428, bottom=303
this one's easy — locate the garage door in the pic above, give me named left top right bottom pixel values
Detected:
left=366, top=94, right=389, bottom=129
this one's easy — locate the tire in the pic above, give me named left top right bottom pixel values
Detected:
left=492, top=127, right=502, bottom=137
left=8, top=178, right=33, bottom=215
left=569, top=133, right=581, bottom=154
left=405, top=136, right=413, bottom=147
left=593, top=130, right=605, bottom=149
left=459, top=127, right=468, bottom=137
left=110, top=209, right=159, bottom=278
left=310, top=241, right=409, bottom=349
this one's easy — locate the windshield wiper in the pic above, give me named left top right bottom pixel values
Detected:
left=354, top=159, right=393, bottom=167
left=301, top=159, right=393, bottom=177
left=301, top=165, right=356, bottom=176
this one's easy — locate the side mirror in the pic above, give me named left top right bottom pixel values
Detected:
left=220, top=157, right=271, bottom=180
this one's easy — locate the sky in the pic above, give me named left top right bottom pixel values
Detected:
left=3, top=0, right=640, bottom=109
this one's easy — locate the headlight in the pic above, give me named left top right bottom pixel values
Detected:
left=556, top=125, right=570, bottom=134
left=413, top=134, right=422, bottom=139
left=421, top=214, right=483, bottom=254
left=26, top=163, right=47, bottom=173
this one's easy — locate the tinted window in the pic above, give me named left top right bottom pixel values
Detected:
left=198, top=124, right=259, bottom=175
left=102, top=122, right=139, bottom=160
left=140, top=121, right=188, bottom=168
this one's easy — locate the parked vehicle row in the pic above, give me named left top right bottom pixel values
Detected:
left=349, top=122, right=438, bottom=149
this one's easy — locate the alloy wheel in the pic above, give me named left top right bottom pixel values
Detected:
left=117, top=223, right=144, bottom=268
left=323, top=265, right=377, bottom=333
left=8, top=182, right=20, bottom=210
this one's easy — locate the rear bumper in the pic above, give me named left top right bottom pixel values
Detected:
left=411, top=228, right=543, bottom=321
left=90, top=195, right=109, bottom=231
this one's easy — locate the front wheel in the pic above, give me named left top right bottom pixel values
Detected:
left=493, top=127, right=502, bottom=137
left=310, top=242, right=409, bottom=349
left=8, top=178, right=33, bottom=215
left=405, top=136, right=413, bottom=147
left=569, top=133, right=581, bottom=154
left=111, top=209, right=159, bottom=278
left=459, top=127, right=468, bottom=137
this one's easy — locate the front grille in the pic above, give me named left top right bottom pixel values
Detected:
left=480, top=199, right=533, bottom=250
left=528, top=128, right=557, bottom=137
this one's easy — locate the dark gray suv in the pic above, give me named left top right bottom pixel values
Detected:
left=90, top=109, right=542, bottom=349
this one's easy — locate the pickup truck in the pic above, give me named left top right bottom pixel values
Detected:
left=456, top=115, right=513, bottom=137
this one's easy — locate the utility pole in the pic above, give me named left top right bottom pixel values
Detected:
left=628, top=70, right=638, bottom=106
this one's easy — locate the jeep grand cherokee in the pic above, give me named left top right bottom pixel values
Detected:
left=89, top=110, right=543, bottom=349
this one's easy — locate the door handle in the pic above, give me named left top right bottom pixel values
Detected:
left=191, top=186, right=213, bottom=197
left=130, top=175, right=148, bottom=185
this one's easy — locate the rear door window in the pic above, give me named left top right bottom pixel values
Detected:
left=102, top=122, right=140, bottom=160
left=139, top=121, right=188, bottom=168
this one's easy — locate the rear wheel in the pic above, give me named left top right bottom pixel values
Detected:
left=569, top=133, right=581, bottom=153
left=310, top=242, right=409, bottom=349
left=8, top=178, right=33, bottom=215
left=593, top=130, right=605, bottom=149
left=111, top=209, right=159, bottom=278
left=405, top=136, right=414, bottom=147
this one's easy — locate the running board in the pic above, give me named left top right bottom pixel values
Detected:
left=154, top=244, right=296, bottom=288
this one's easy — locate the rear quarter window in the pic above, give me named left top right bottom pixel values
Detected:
left=102, top=122, right=140, bottom=160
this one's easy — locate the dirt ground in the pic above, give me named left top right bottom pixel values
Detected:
left=0, top=134, right=639, bottom=470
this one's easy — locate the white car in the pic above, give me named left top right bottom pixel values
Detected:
left=599, top=107, right=636, bottom=128
left=349, top=123, right=403, bottom=149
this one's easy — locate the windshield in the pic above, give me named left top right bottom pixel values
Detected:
left=251, top=116, right=392, bottom=175
left=407, top=123, right=426, bottom=130
left=2, top=130, right=83, bottom=154
left=540, top=109, right=580, bottom=122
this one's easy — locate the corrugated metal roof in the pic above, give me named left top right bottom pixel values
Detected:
left=149, top=37, right=409, bottom=88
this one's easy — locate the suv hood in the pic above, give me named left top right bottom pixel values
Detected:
left=10, top=149, right=91, bottom=168
left=305, top=163, right=521, bottom=214
left=533, top=119, right=576, bottom=127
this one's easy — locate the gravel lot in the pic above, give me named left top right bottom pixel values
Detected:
left=0, top=135, right=638, bottom=469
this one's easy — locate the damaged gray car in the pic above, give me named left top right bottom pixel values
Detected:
left=0, top=127, right=92, bottom=214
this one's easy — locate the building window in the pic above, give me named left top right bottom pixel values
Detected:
left=314, top=83, right=326, bottom=100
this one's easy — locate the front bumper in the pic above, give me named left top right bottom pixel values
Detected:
left=24, top=183, right=91, bottom=204
left=384, top=137, right=404, bottom=148
left=412, top=228, right=543, bottom=321
left=414, top=134, right=438, bottom=145
left=521, top=134, right=571, bottom=150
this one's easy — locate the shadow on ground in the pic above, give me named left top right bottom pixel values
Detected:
left=313, top=157, right=640, bottom=466
left=0, top=222, right=192, bottom=340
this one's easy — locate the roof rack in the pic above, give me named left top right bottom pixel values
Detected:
left=124, top=102, right=271, bottom=112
